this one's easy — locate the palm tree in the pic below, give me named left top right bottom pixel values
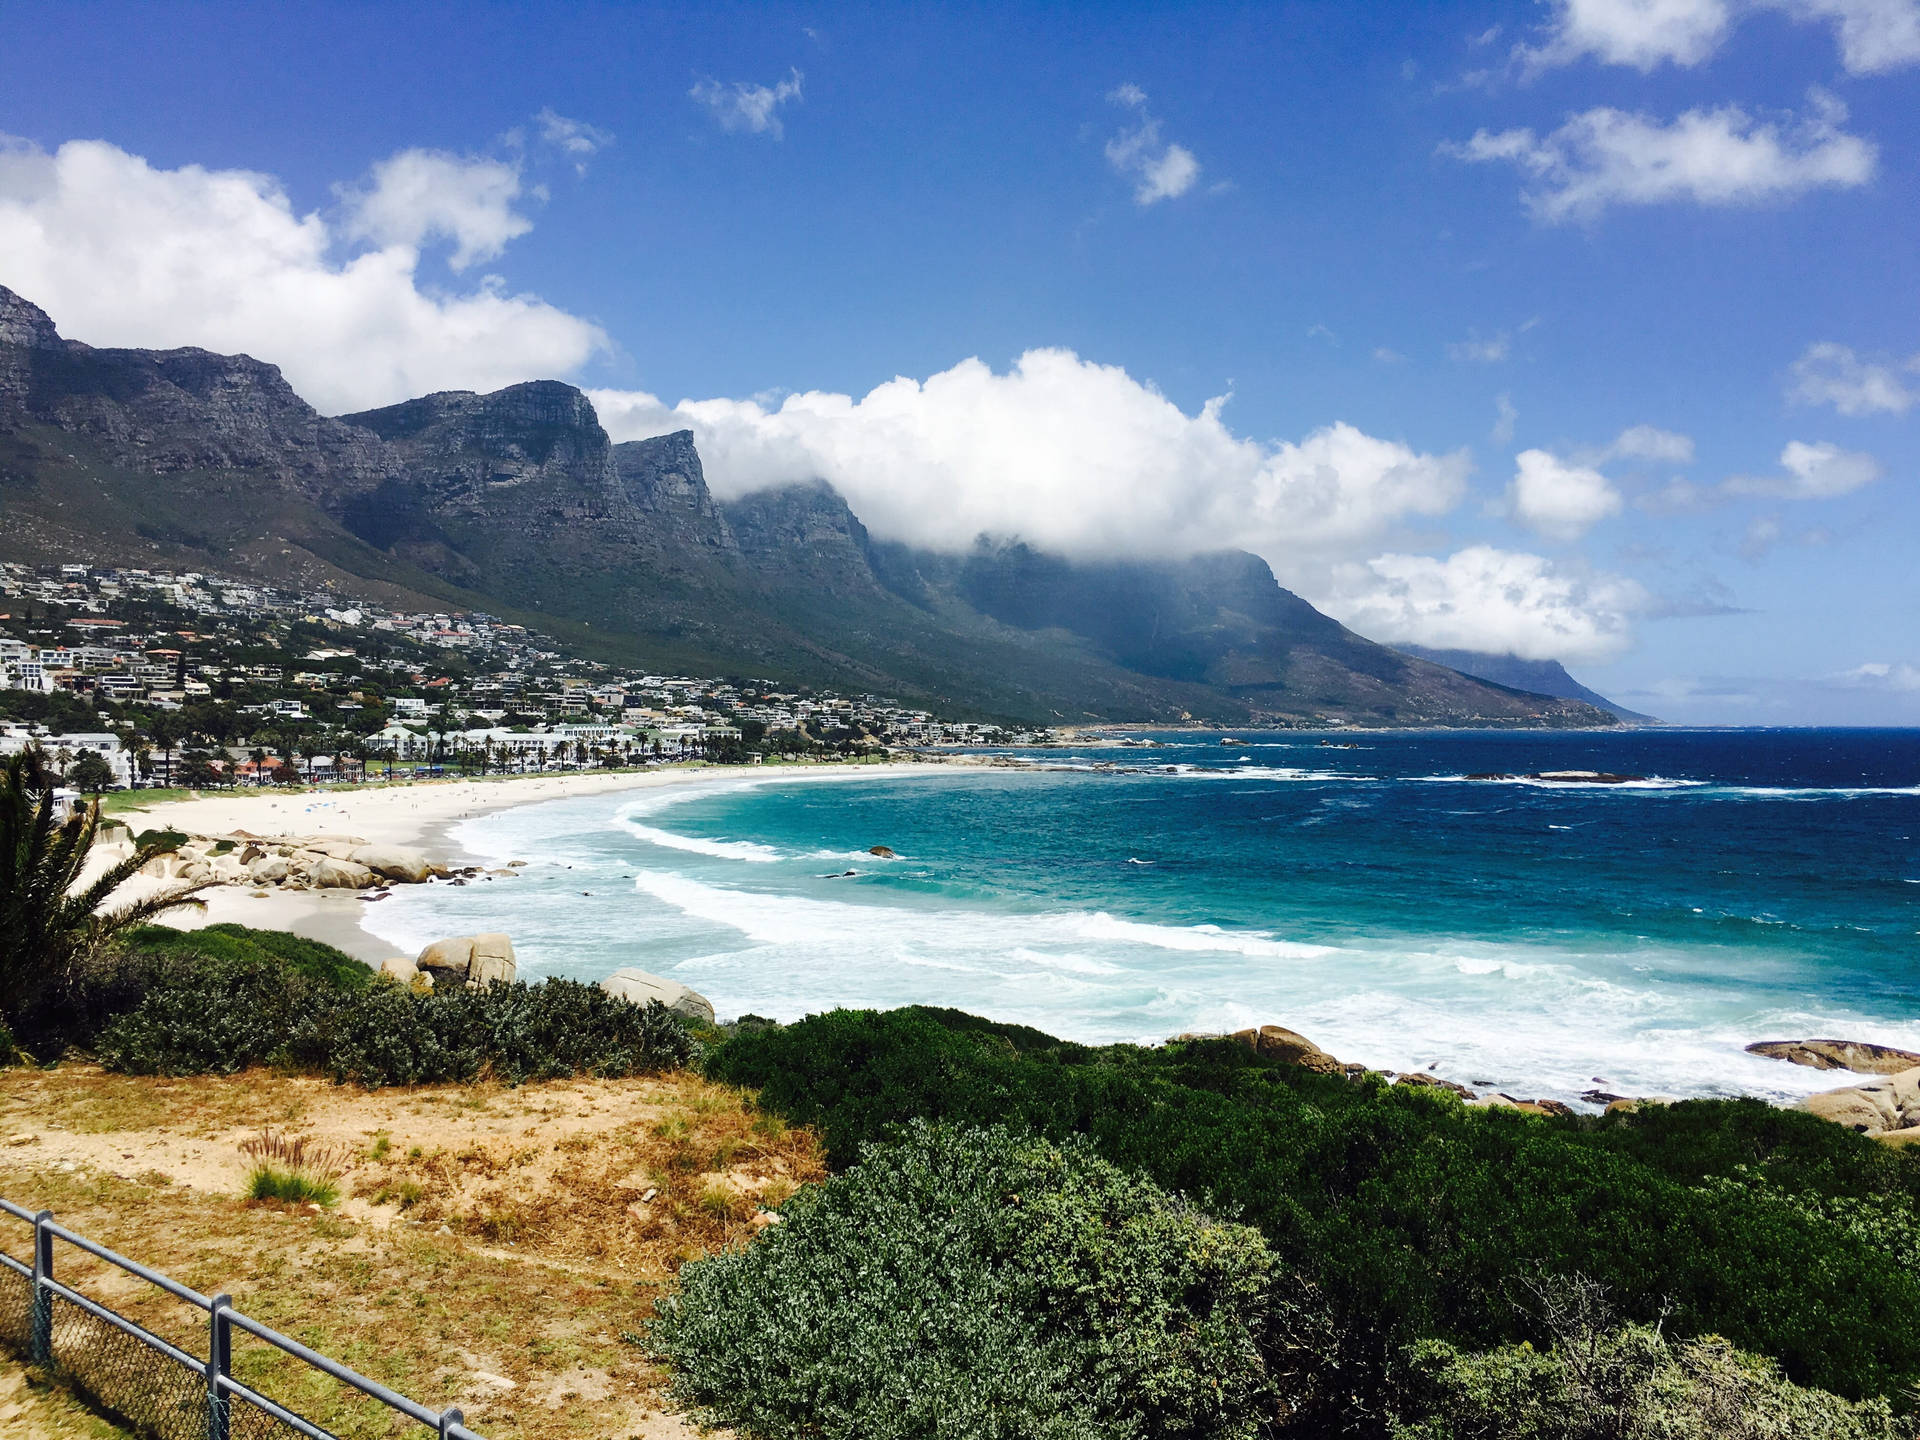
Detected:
left=0, top=746, right=210, bottom=1034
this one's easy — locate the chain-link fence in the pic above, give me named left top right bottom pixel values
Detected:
left=1, top=1198, right=485, bottom=1440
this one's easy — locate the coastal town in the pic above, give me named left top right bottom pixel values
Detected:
left=0, top=559, right=1056, bottom=791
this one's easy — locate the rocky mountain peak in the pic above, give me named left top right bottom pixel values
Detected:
left=0, top=285, right=63, bottom=351
left=611, top=430, right=737, bottom=552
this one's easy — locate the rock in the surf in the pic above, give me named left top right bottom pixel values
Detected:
left=1797, top=1066, right=1920, bottom=1135
left=1745, top=1038, right=1920, bottom=1074
left=350, top=843, right=434, bottom=884
left=868, top=845, right=898, bottom=859
left=599, top=968, right=716, bottom=1025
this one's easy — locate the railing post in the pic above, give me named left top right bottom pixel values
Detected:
left=439, top=1406, right=464, bottom=1439
left=28, top=1210, right=53, bottom=1366
left=207, top=1292, right=232, bottom=1440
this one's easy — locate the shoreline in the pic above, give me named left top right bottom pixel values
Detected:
left=117, top=760, right=934, bottom=963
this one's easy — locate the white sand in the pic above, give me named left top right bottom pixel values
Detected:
left=109, top=763, right=928, bottom=962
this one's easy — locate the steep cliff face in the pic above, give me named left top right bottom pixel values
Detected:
left=611, top=431, right=738, bottom=553
left=0, top=283, right=1617, bottom=726
left=0, top=285, right=395, bottom=501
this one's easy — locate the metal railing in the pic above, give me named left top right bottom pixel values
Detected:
left=0, top=1197, right=485, bottom=1440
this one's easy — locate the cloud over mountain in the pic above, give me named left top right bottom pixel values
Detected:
left=594, top=349, right=1468, bottom=563
left=0, top=137, right=605, bottom=413
left=1324, top=547, right=1649, bottom=661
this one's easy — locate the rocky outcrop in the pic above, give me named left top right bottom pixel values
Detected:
left=599, top=968, right=716, bottom=1025
left=139, top=831, right=461, bottom=894
left=350, top=844, right=434, bottom=884
left=311, top=856, right=376, bottom=889
left=1746, top=1038, right=1920, bottom=1075
left=413, top=934, right=517, bottom=989
left=1796, top=1066, right=1920, bottom=1139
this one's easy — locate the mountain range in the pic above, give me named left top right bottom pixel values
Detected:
left=0, top=284, right=1627, bottom=728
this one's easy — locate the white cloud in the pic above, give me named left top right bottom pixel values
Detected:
left=536, top=108, right=614, bottom=174
left=1509, top=448, right=1624, bottom=539
left=1739, top=513, right=1784, bottom=557
left=1323, top=546, right=1649, bottom=661
left=1604, top=424, right=1695, bottom=463
left=1786, top=0, right=1920, bottom=73
left=1839, top=660, right=1920, bottom=690
left=591, top=349, right=1468, bottom=563
left=337, top=149, right=531, bottom=271
left=1448, top=333, right=1510, bottom=363
left=1788, top=340, right=1917, bottom=415
left=1519, top=0, right=1920, bottom=74
left=1445, top=91, right=1875, bottom=222
left=1373, top=346, right=1407, bottom=364
left=0, top=138, right=606, bottom=413
left=1725, top=439, right=1882, bottom=497
left=691, top=68, right=804, bottom=139
left=1104, top=86, right=1202, bottom=205
left=1491, top=393, right=1518, bottom=445
left=1517, top=0, right=1734, bottom=73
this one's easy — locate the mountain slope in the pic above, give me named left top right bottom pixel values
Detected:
left=0, top=284, right=1614, bottom=727
left=1396, top=645, right=1656, bottom=723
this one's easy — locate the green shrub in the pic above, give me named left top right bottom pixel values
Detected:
left=704, top=1008, right=1920, bottom=1410
left=93, top=951, right=328, bottom=1074
left=654, top=1121, right=1292, bottom=1440
left=95, top=955, right=700, bottom=1086
left=289, top=977, right=701, bottom=1086
left=118, top=923, right=372, bottom=991
left=1391, top=1277, right=1905, bottom=1440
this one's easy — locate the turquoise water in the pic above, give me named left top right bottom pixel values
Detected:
left=363, top=729, right=1920, bottom=1105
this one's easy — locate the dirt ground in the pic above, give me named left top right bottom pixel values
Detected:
left=0, top=1064, right=827, bottom=1439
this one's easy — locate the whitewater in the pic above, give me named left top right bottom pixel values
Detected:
left=361, top=728, right=1920, bottom=1107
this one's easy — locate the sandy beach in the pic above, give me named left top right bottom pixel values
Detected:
left=110, top=762, right=926, bottom=964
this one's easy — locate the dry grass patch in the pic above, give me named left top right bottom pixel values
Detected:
left=0, top=1064, right=824, bottom=1438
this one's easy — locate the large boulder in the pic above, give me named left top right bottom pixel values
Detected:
left=468, top=933, right=517, bottom=988
left=302, top=835, right=369, bottom=860
left=1746, top=1038, right=1920, bottom=1074
left=310, top=857, right=376, bottom=889
left=249, top=856, right=290, bottom=883
left=1226, top=1023, right=1346, bottom=1075
left=416, top=936, right=476, bottom=974
left=349, top=844, right=434, bottom=884
left=378, top=956, right=419, bottom=985
left=1797, top=1068, right=1920, bottom=1134
left=599, top=968, right=716, bottom=1025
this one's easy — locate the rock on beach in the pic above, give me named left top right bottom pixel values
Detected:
left=598, top=968, right=716, bottom=1025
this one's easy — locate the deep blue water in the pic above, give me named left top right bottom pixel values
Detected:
left=366, top=729, right=1920, bottom=1105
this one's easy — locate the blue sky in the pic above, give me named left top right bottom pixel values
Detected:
left=2, top=1, right=1916, bottom=723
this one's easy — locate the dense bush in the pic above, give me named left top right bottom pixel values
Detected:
left=1392, top=1278, right=1904, bottom=1440
left=85, top=926, right=699, bottom=1084
left=7, top=923, right=365, bottom=1061
left=705, top=1008, right=1920, bottom=1413
left=654, top=1121, right=1293, bottom=1440
left=289, top=977, right=701, bottom=1085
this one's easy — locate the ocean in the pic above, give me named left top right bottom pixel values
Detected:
left=360, top=728, right=1920, bottom=1106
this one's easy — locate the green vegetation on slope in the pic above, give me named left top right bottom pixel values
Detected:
left=656, top=1121, right=1285, bottom=1440
left=702, top=1007, right=1920, bottom=1431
